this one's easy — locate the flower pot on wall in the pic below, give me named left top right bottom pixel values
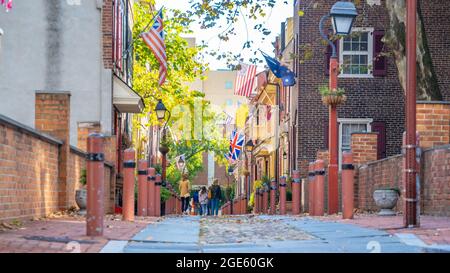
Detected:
left=75, top=188, right=87, bottom=215
left=373, top=189, right=400, bottom=216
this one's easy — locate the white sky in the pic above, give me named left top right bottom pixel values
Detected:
left=156, top=0, right=294, bottom=70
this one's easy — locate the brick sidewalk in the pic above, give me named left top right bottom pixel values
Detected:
left=0, top=214, right=159, bottom=253
left=314, top=213, right=450, bottom=245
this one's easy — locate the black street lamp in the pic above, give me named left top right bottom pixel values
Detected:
left=154, top=99, right=171, bottom=189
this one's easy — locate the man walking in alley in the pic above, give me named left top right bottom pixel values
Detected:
left=210, top=179, right=222, bottom=216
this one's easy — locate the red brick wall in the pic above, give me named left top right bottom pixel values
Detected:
left=351, top=133, right=378, bottom=165
left=417, top=102, right=450, bottom=148
left=0, top=121, right=60, bottom=221
left=77, top=122, right=101, bottom=152
left=422, top=145, right=450, bottom=216
left=356, top=146, right=450, bottom=216
left=67, top=149, right=86, bottom=209
left=35, top=92, right=71, bottom=210
left=102, top=0, right=114, bottom=69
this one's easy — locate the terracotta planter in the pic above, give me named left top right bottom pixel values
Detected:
left=322, top=94, right=347, bottom=106
left=373, top=189, right=399, bottom=216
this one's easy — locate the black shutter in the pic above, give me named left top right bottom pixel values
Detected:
left=371, top=121, right=386, bottom=159
left=373, top=30, right=387, bottom=77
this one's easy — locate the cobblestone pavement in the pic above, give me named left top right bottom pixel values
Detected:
left=0, top=213, right=159, bottom=253
left=199, top=215, right=315, bottom=244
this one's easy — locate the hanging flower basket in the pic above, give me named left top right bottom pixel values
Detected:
left=318, top=85, right=347, bottom=106
left=322, top=93, right=347, bottom=106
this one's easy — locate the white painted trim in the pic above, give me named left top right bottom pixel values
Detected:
left=338, top=118, right=373, bottom=169
left=339, top=27, right=374, bottom=78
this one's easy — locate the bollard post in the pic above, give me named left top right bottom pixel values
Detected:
left=315, top=160, right=325, bottom=216
left=242, top=195, right=247, bottom=214
left=155, top=174, right=161, bottom=217
left=279, top=176, right=287, bottom=215
left=270, top=178, right=276, bottom=215
left=137, top=160, right=148, bottom=216
left=292, top=171, right=301, bottom=215
left=123, top=148, right=136, bottom=221
left=308, top=163, right=316, bottom=216
left=86, top=133, right=104, bottom=236
left=147, top=168, right=156, bottom=216
left=342, top=152, right=354, bottom=219
left=263, top=187, right=268, bottom=214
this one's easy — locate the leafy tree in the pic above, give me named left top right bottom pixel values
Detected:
left=132, top=1, right=229, bottom=185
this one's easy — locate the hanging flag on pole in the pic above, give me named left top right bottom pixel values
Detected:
left=229, top=130, right=245, bottom=161
left=141, top=9, right=167, bottom=86
left=234, top=63, right=257, bottom=97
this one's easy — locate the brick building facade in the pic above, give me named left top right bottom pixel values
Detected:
left=294, top=0, right=450, bottom=177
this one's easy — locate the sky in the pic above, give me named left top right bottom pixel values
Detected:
left=156, top=0, right=294, bottom=71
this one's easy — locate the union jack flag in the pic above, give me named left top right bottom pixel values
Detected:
left=141, top=9, right=167, bottom=86
left=229, top=130, right=245, bottom=161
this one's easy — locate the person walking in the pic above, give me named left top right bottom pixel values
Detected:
left=192, top=188, right=199, bottom=215
left=198, top=186, right=208, bottom=216
left=210, top=179, right=222, bottom=216
left=179, top=173, right=191, bottom=215
left=207, top=185, right=212, bottom=215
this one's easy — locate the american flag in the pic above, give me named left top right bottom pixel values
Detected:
left=234, top=63, right=257, bottom=97
left=229, top=130, right=245, bottom=161
left=141, top=9, right=167, bottom=86
left=1, top=0, right=12, bottom=12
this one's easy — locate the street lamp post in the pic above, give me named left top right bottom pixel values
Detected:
left=245, top=140, right=254, bottom=201
left=404, top=0, right=418, bottom=227
left=155, top=99, right=171, bottom=189
left=320, top=2, right=357, bottom=215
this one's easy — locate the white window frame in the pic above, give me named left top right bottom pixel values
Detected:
left=338, top=118, right=373, bottom=169
left=339, top=27, right=374, bottom=79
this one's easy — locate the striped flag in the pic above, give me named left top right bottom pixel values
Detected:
left=1, top=0, right=12, bottom=12
left=234, top=63, right=257, bottom=97
left=141, top=9, right=167, bottom=86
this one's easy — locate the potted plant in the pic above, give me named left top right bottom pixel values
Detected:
left=318, top=84, right=347, bottom=106
left=373, top=187, right=401, bottom=216
left=75, top=169, right=87, bottom=215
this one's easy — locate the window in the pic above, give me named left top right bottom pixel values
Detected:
left=339, top=28, right=373, bottom=77
left=338, top=118, right=373, bottom=168
left=225, top=81, right=233, bottom=89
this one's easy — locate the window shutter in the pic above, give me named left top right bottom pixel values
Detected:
left=325, top=39, right=339, bottom=76
left=373, top=30, right=387, bottom=77
left=371, top=121, right=386, bottom=159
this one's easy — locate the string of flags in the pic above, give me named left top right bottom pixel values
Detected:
left=1, top=0, right=12, bottom=12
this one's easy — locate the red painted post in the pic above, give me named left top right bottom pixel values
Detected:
left=270, top=179, right=276, bottom=215
left=292, top=171, right=301, bottom=215
left=279, top=176, right=287, bottom=215
left=315, top=160, right=325, bottom=216
left=328, top=56, right=339, bottom=215
left=86, top=133, right=104, bottom=236
left=263, top=187, right=268, bottom=214
left=308, top=162, right=316, bottom=216
left=123, top=148, right=136, bottom=221
left=147, top=168, right=156, bottom=216
left=155, top=174, right=161, bottom=217
left=137, top=160, right=148, bottom=216
left=342, top=152, right=354, bottom=219
left=242, top=195, right=247, bottom=214
left=404, top=0, right=418, bottom=228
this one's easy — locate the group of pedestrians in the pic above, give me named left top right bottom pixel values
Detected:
left=179, top=174, right=222, bottom=216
